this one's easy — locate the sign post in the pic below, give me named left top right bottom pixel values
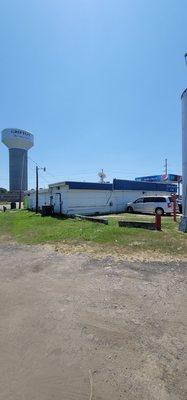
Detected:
left=155, top=214, right=161, bottom=231
left=173, top=194, right=177, bottom=222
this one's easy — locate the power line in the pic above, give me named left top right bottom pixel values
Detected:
left=28, top=156, right=180, bottom=186
left=28, top=156, right=55, bottom=178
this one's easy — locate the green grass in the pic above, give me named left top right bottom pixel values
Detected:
left=0, top=210, right=186, bottom=256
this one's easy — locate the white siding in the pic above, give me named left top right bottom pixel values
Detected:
left=26, top=185, right=173, bottom=215
left=25, top=190, right=50, bottom=211
left=64, top=189, right=113, bottom=215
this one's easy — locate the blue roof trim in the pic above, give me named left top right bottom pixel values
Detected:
left=113, top=179, right=177, bottom=193
left=62, top=180, right=177, bottom=193
left=65, top=181, right=113, bottom=190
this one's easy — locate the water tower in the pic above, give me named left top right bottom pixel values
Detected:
left=1, top=128, right=34, bottom=192
left=179, top=54, right=187, bottom=232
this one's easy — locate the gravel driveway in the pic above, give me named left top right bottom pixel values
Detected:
left=0, top=243, right=186, bottom=400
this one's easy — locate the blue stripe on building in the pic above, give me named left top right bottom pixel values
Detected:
left=65, top=181, right=113, bottom=190
left=65, top=180, right=177, bottom=193
left=113, top=179, right=177, bottom=192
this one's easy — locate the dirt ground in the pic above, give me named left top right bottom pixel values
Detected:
left=0, top=243, right=186, bottom=400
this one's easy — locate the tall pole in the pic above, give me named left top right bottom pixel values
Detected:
left=164, top=158, right=168, bottom=175
left=173, top=193, right=177, bottom=222
left=36, top=165, right=39, bottom=214
left=179, top=53, right=187, bottom=231
left=35, top=165, right=46, bottom=214
left=19, top=190, right=22, bottom=210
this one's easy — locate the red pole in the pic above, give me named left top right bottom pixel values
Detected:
left=173, top=194, right=177, bottom=222
left=155, top=214, right=161, bottom=231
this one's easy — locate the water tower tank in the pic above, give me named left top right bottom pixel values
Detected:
left=1, top=128, right=34, bottom=191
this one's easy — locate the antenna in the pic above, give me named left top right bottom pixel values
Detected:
left=185, top=53, right=187, bottom=66
left=98, top=169, right=106, bottom=183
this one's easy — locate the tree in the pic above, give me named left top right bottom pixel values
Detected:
left=0, top=187, right=7, bottom=194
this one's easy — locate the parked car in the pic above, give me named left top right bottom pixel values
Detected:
left=178, top=202, right=182, bottom=214
left=126, top=196, right=178, bottom=216
left=169, top=196, right=182, bottom=214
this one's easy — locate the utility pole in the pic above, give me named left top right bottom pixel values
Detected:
left=162, top=158, right=168, bottom=181
left=19, top=152, right=26, bottom=209
left=164, top=158, right=168, bottom=176
left=35, top=165, right=46, bottom=214
left=179, top=53, right=187, bottom=231
left=36, top=166, right=39, bottom=213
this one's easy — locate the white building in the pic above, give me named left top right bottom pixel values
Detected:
left=25, top=188, right=49, bottom=210
left=25, top=179, right=177, bottom=215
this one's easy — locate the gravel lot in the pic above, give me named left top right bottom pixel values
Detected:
left=0, top=243, right=186, bottom=400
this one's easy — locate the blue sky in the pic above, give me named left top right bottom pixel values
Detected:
left=0, top=0, right=186, bottom=189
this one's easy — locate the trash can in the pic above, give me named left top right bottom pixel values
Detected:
left=41, top=205, right=54, bottom=216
